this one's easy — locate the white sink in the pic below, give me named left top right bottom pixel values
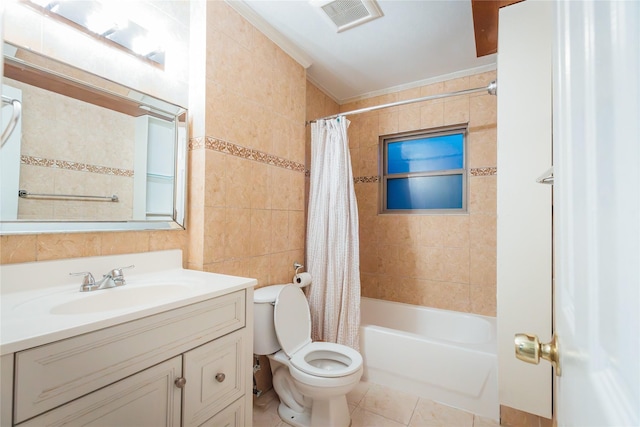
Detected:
left=49, top=284, right=192, bottom=315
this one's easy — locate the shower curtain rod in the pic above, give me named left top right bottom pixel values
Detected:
left=306, top=80, right=497, bottom=125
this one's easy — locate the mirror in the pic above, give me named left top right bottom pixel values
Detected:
left=1, top=42, right=187, bottom=234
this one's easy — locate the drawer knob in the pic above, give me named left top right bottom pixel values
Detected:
left=174, top=377, right=187, bottom=388
left=215, top=373, right=226, bottom=383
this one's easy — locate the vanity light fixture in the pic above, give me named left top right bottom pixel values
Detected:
left=85, top=11, right=127, bottom=37
left=131, top=35, right=162, bottom=58
left=23, top=0, right=165, bottom=68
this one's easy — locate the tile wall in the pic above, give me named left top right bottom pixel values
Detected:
left=0, top=230, right=188, bottom=265
left=306, top=72, right=498, bottom=316
left=186, top=1, right=306, bottom=287
left=305, top=81, right=341, bottom=163
left=304, top=81, right=341, bottom=216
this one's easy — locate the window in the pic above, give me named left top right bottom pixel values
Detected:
left=381, top=125, right=467, bottom=213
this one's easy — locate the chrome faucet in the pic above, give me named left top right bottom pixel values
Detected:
left=70, top=265, right=135, bottom=292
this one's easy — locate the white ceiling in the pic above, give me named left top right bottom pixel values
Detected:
left=230, top=0, right=497, bottom=103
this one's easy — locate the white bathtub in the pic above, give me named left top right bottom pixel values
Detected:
left=359, top=297, right=499, bottom=420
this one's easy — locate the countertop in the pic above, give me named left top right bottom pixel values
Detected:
left=0, top=250, right=256, bottom=355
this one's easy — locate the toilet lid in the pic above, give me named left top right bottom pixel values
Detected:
left=273, top=285, right=312, bottom=357
left=253, top=284, right=287, bottom=303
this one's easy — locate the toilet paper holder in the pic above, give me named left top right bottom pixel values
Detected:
left=292, top=262, right=312, bottom=287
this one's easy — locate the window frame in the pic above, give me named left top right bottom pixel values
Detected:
left=379, top=123, right=468, bottom=214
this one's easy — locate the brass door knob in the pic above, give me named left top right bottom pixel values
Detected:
left=215, top=373, right=226, bottom=383
left=174, top=377, right=187, bottom=388
left=514, top=333, right=561, bottom=376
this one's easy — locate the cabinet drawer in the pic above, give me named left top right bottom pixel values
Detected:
left=20, top=356, right=182, bottom=427
left=198, top=396, right=246, bottom=427
left=183, top=330, right=247, bottom=427
left=14, top=291, right=245, bottom=424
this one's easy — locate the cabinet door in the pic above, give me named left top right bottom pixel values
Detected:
left=199, top=397, right=246, bottom=427
left=183, top=330, right=246, bottom=427
left=20, top=357, right=182, bottom=427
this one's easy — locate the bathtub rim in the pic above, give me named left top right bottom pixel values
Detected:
left=360, top=296, right=497, bottom=353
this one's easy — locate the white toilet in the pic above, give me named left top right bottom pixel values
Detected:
left=254, top=283, right=363, bottom=427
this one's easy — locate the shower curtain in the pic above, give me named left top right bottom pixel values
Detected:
left=307, top=117, right=361, bottom=350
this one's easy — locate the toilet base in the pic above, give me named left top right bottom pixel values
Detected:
left=309, top=395, right=351, bottom=427
left=277, top=397, right=351, bottom=427
left=278, top=402, right=311, bottom=427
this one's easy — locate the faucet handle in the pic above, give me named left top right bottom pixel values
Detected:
left=109, top=264, right=135, bottom=279
left=108, top=265, right=135, bottom=287
left=70, top=271, right=96, bottom=291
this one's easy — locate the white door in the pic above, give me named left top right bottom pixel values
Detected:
left=496, top=0, right=553, bottom=418
left=553, top=0, right=640, bottom=425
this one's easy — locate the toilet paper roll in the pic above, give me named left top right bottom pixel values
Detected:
left=293, top=272, right=312, bottom=287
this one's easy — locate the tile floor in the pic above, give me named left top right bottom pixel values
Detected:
left=253, top=380, right=500, bottom=427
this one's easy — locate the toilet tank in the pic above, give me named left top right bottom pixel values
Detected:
left=253, top=285, right=286, bottom=355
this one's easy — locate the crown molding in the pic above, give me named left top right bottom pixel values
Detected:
left=225, top=0, right=313, bottom=69
left=305, top=73, right=340, bottom=105
left=338, top=60, right=497, bottom=105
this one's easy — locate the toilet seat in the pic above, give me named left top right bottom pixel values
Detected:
left=274, top=285, right=362, bottom=379
left=290, top=342, right=362, bottom=378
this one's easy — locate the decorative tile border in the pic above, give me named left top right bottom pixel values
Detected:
left=354, top=176, right=380, bottom=183
left=470, top=167, right=497, bottom=176
left=21, top=155, right=134, bottom=177
left=190, top=136, right=306, bottom=173
left=189, top=136, right=497, bottom=180
left=353, top=168, right=497, bottom=184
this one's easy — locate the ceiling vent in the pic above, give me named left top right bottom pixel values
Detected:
left=310, top=0, right=383, bottom=33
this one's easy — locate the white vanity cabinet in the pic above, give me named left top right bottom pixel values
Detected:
left=8, top=290, right=252, bottom=426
